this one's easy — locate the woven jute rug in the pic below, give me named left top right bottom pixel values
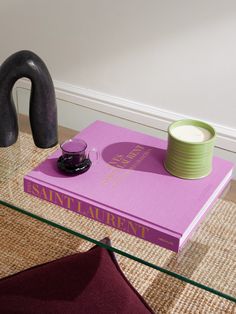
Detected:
left=0, top=203, right=235, bottom=313
left=0, top=132, right=236, bottom=313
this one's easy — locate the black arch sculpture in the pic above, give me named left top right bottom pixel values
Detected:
left=0, top=50, right=58, bottom=148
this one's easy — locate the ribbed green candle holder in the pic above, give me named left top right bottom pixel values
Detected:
left=164, top=119, right=216, bottom=179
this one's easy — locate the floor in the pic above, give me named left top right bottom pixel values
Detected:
left=19, top=114, right=236, bottom=203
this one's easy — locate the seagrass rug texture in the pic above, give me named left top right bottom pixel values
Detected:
left=0, top=204, right=235, bottom=314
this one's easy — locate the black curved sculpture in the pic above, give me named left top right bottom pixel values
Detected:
left=0, top=50, right=58, bottom=148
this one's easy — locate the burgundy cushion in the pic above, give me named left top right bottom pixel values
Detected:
left=0, top=238, right=153, bottom=313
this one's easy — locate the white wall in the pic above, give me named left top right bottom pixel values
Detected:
left=1, top=1, right=236, bottom=151
left=1, top=1, right=236, bottom=126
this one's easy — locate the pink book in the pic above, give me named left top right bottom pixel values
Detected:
left=24, top=121, right=234, bottom=252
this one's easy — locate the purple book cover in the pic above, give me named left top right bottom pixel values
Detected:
left=24, top=121, right=234, bottom=252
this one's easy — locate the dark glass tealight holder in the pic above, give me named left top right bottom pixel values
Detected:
left=57, top=138, right=98, bottom=175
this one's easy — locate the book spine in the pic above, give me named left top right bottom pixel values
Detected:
left=24, top=177, right=180, bottom=252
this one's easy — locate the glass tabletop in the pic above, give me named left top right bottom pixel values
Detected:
left=0, top=115, right=235, bottom=303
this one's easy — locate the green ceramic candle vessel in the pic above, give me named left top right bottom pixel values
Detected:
left=164, top=119, right=216, bottom=179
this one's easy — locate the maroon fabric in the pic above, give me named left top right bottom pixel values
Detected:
left=0, top=240, right=154, bottom=313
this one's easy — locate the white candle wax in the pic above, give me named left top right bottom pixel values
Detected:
left=171, top=125, right=212, bottom=143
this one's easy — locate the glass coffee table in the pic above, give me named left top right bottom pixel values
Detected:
left=0, top=115, right=235, bottom=304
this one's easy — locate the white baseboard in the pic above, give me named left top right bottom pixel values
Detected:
left=15, top=78, right=236, bottom=153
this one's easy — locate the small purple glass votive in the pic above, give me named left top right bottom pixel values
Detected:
left=61, top=138, right=88, bottom=166
left=58, top=138, right=98, bottom=175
